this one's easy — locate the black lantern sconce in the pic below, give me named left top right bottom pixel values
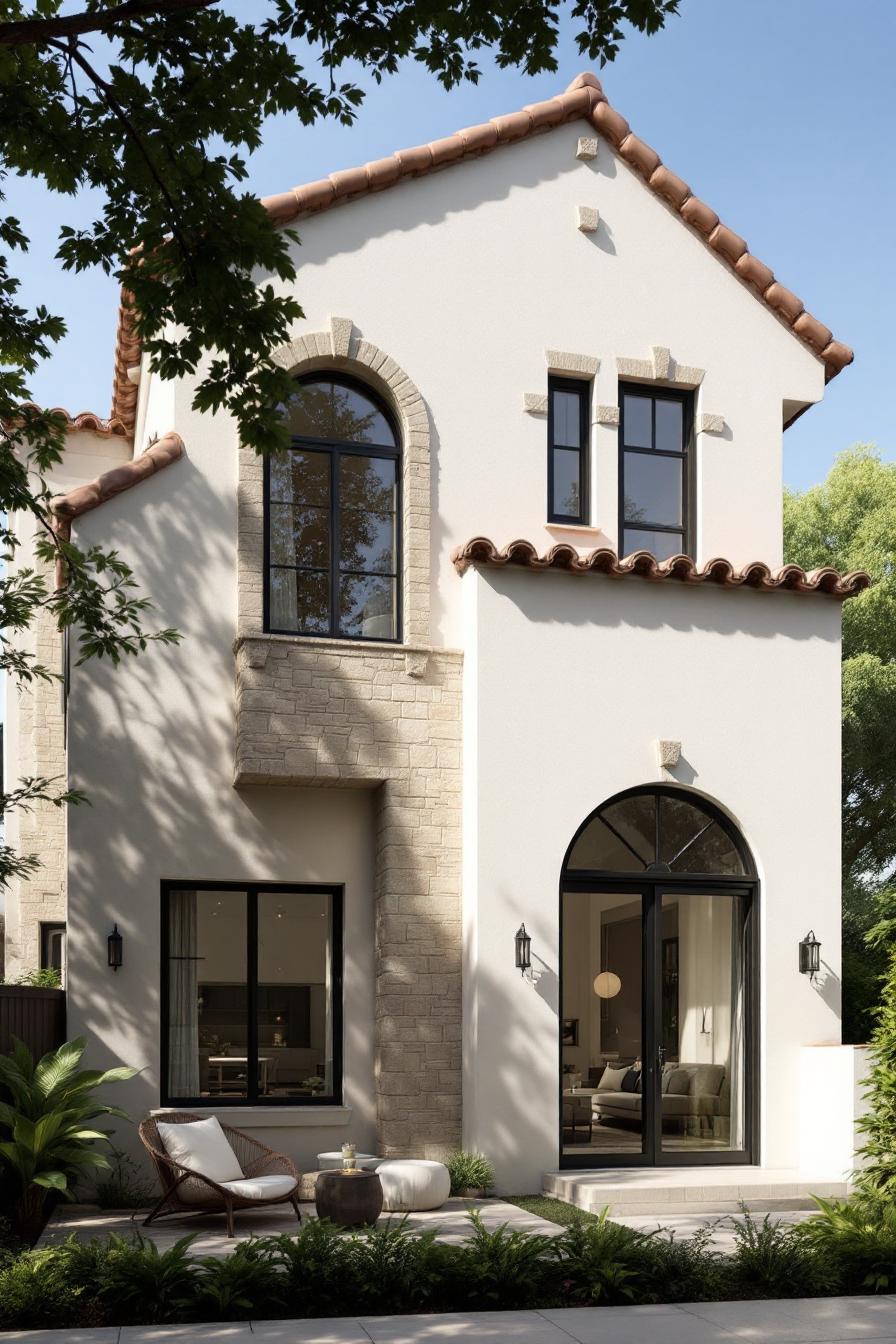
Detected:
left=514, top=923, right=532, bottom=978
left=107, top=923, right=123, bottom=971
left=799, top=929, right=820, bottom=982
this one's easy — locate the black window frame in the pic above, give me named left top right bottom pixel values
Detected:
left=618, top=384, right=694, bottom=559
left=547, top=375, right=590, bottom=525
left=160, top=880, right=344, bottom=1108
left=263, top=372, right=403, bottom=643
left=39, top=921, right=66, bottom=979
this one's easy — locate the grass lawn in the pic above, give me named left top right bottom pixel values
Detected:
left=504, top=1195, right=601, bottom=1226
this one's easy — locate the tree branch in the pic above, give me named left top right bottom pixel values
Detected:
left=0, top=0, right=216, bottom=46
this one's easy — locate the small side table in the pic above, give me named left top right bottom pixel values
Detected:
left=315, top=1169, right=383, bottom=1228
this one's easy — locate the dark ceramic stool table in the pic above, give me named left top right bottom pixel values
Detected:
left=315, top=1168, right=383, bottom=1227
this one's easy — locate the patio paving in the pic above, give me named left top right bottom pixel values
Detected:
left=4, top=1296, right=896, bottom=1343
left=36, top=1197, right=562, bottom=1257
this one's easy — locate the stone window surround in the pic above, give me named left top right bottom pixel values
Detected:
left=238, top=317, right=431, bottom=646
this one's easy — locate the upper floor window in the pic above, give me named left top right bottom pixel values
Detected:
left=548, top=377, right=589, bottom=525
left=265, top=376, right=401, bottom=641
left=619, top=386, right=693, bottom=560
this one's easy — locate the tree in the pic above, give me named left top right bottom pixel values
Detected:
left=0, top=1, right=679, bottom=889
left=784, top=446, right=896, bottom=1042
left=856, top=887, right=896, bottom=1195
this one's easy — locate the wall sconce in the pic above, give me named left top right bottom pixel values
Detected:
left=107, top=923, right=123, bottom=971
left=514, top=924, right=532, bottom=978
left=799, top=929, right=820, bottom=982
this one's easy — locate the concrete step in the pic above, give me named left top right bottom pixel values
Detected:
left=543, top=1166, right=850, bottom=1215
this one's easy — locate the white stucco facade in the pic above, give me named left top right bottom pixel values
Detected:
left=3, top=93, right=859, bottom=1192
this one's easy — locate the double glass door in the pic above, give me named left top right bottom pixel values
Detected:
left=560, top=882, right=754, bottom=1166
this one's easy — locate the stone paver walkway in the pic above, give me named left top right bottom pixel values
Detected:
left=4, top=1296, right=896, bottom=1342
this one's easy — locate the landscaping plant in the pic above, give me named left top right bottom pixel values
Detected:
left=445, top=1151, right=496, bottom=1196
left=724, top=1209, right=833, bottom=1301
left=449, top=1210, right=554, bottom=1310
left=0, top=1037, right=136, bottom=1240
left=192, top=1239, right=285, bottom=1321
left=272, top=1219, right=355, bottom=1318
left=855, top=886, right=896, bottom=1194
left=801, top=1195, right=896, bottom=1294
left=551, top=1208, right=652, bottom=1306
left=95, top=1146, right=157, bottom=1210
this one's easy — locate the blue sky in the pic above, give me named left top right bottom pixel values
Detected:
left=7, top=0, right=892, bottom=492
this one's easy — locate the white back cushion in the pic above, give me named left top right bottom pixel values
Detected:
left=597, top=1064, right=630, bottom=1093
left=157, top=1115, right=243, bottom=1182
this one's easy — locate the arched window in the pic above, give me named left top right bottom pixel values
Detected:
left=265, top=375, right=401, bottom=641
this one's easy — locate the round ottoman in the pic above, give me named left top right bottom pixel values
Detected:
left=317, top=1151, right=381, bottom=1171
left=376, top=1159, right=451, bottom=1212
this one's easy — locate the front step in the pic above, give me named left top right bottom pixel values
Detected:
left=543, top=1167, right=850, bottom=1216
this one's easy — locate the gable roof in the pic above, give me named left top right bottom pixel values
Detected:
left=111, top=72, right=852, bottom=435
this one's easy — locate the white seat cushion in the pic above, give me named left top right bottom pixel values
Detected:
left=157, top=1116, right=243, bottom=1183
left=377, top=1159, right=450, bottom=1212
left=178, top=1172, right=297, bottom=1205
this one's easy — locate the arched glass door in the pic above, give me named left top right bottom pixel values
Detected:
left=559, top=786, right=757, bottom=1167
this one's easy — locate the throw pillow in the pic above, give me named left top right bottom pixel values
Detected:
left=620, top=1068, right=641, bottom=1094
left=157, top=1115, right=243, bottom=1183
left=597, top=1064, right=630, bottom=1093
left=665, top=1068, right=691, bottom=1096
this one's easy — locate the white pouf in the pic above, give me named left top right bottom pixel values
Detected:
left=317, top=1151, right=381, bottom=1171
left=377, top=1159, right=451, bottom=1212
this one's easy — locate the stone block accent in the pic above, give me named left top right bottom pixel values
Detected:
left=522, top=393, right=548, bottom=415
left=241, top=326, right=431, bottom=645
left=699, top=413, right=726, bottom=434
left=616, top=346, right=705, bottom=387
left=235, top=635, right=462, bottom=1159
left=594, top=405, right=620, bottom=425
left=545, top=350, right=600, bottom=377
left=576, top=205, right=600, bottom=233
left=576, top=136, right=598, bottom=161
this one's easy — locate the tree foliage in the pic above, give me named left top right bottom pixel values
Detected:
left=0, top=0, right=678, bottom=891
left=784, top=446, right=896, bottom=1041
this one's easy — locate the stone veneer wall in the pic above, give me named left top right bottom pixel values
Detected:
left=4, top=570, right=67, bottom=978
left=235, top=321, right=462, bottom=1158
left=235, top=635, right=462, bottom=1157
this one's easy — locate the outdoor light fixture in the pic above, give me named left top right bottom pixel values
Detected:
left=107, top=923, right=123, bottom=971
left=514, top=923, right=532, bottom=977
left=799, top=930, right=821, bottom=982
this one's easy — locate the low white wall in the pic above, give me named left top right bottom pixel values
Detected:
left=462, top=565, right=843, bottom=1192
left=800, top=1044, right=871, bottom=1181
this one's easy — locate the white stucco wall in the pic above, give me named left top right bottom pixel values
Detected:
left=65, top=447, right=378, bottom=1170
left=461, top=566, right=843, bottom=1191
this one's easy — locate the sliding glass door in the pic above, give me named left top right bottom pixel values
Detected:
left=559, top=787, right=757, bottom=1168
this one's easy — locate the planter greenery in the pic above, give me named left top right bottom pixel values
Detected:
left=445, top=1151, right=496, bottom=1197
left=0, top=1037, right=137, bottom=1240
left=3, top=1205, right=896, bottom=1330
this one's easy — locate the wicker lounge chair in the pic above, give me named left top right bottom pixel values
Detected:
left=139, top=1111, right=302, bottom=1237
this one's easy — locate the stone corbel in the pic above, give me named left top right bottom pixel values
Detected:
left=576, top=137, right=598, bottom=162
left=523, top=393, right=548, bottom=415
left=576, top=206, right=600, bottom=234
left=698, top=413, right=726, bottom=434
left=594, top=405, right=620, bottom=426
left=655, top=739, right=681, bottom=776
left=405, top=651, right=428, bottom=680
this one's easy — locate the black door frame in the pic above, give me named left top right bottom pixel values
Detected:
left=559, top=861, right=759, bottom=1169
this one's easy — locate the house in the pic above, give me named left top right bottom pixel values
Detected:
left=3, top=73, right=870, bottom=1197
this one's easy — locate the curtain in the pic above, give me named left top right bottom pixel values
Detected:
left=169, top=890, right=200, bottom=1097
left=324, top=898, right=333, bottom=1093
left=727, top=898, right=746, bottom=1150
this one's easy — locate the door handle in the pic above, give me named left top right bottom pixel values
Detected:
left=657, top=1046, right=666, bottom=1069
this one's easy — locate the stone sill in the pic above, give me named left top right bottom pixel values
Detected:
left=545, top=522, right=606, bottom=538
left=151, top=1106, right=353, bottom=1128
left=234, top=632, right=462, bottom=661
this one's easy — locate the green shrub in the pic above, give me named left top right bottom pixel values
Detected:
left=856, top=890, right=896, bottom=1195
left=448, top=1210, right=553, bottom=1309
left=350, top=1219, right=447, bottom=1315
left=637, top=1224, right=725, bottom=1304
left=800, top=1195, right=896, bottom=1294
left=192, top=1239, right=284, bottom=1321
left=94, top=1146, right=156, bottom=1209
left=273, top=1218, right=356, bottom=1317
left=445, top=1151, right=496, bottom=1195
left=551, top=1208, right=652, bottom=1306
left=73, top=1233, right=197, bottom=1325
left=723, top=1209, right=833, bottom=1300
left=0, top=1037, right=137, bottom=1240
left=0, top=1246, right=105, bottom=1330
left=1, top=969, right=62, bottom=988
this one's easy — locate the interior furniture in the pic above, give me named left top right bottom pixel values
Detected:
left=140, top=1111, right=302, bottom=1237
left=562, top=1090, right=596, bottom=1141
left=317, top=1151, right=381, bottom=1170
left=208, top=1056, right=271, bottom=1095
left=592, top=1062, right=727, bottom=1134
left=376, top=1159, right=451, bottom=1212
left=315, top=1169, right=383, bottom=1227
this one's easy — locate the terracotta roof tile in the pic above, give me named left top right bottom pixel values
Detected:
left=50, top=431, right=184, bottom=522
left=452, top=537, right=871, bottom=600
left=16, top=403, right=130, bottom=439
left=111, top=71, right=852, bottom=431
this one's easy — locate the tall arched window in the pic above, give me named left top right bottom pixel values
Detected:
left=560, top=786, right=757, bottom=1169
left=265, top=375, right=401, bottom=641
